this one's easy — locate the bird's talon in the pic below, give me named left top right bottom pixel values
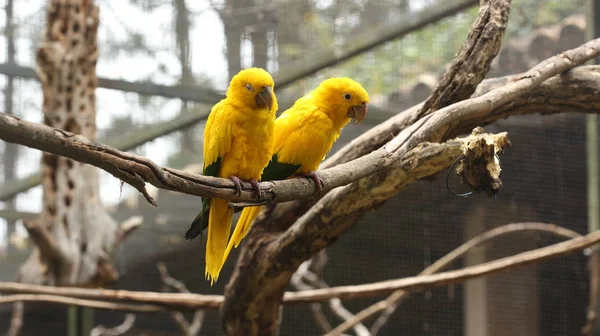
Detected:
left=305, top=172, right=324, bottom=195
left=230, top=176, right=243, bottom=196
left=249, top=179, right=262, bottom=200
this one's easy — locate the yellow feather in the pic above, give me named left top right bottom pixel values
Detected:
left=206, top=198, right=234, bottom=284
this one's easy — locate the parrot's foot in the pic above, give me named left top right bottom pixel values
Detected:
left=229, top=175, right=244, bottom=196
left=303, top=172, right=325, bottom=195
left=229, top=176, right=262, bottom=198
left=249, top=179, right=262, bottom=199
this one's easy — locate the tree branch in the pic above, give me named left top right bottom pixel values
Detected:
left=5, top=302, right=23, bottom=336
left=290, top=250, right=369, bottom=335
left=282, top=229, right=600, bottom=302
left=157, top=262, right=205, bottom=336
left=21, top=219, right=63, bottom=264
left=0, top=226, right=598, bottom=313
left=0, top=294, right=165, bottom=313
left=2, top=64, right=600, bottom=212
left=222, top=36, right=600, bottom=334
left=90, top=314, right=136, bottom=336
left=327, top=223, right=593, bottom=335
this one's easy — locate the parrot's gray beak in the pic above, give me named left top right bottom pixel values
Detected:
left=256, top=86, right=273, bottom=111
left=347, top=103, right=368, bottom=124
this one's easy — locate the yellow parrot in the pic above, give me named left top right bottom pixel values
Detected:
left=184, top=67, right=278, bottom=285
left=221, top=77, right=369, bottom=267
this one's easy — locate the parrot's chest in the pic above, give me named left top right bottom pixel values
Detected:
left=221, top=118, right=274, bottom=180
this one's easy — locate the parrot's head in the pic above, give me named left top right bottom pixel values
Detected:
left=314, top=77, right=370, bottom=125
left=226, top=67, right=278, bottom=114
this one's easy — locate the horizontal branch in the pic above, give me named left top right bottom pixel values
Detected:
left=283, top=228, right=600, bottom=303
left=0, top=0, right=476, bottom=202
left=0, top=294, right=164, bottom=313
left=3, top=63, right=600, bottom=210
left=0, top=224, right=597, bottom=312
left=328, top=222, right=589, bottom=335
left=0, top=62, right=224, bottom=104
left=0, top=112, right=333, bottom=206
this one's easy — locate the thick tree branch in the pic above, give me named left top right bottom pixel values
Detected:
left=21, top=219, right=63, bottom=264
left=2, top=62, right=600, bottom=211
left=222, top=36, right=600, bottom=334
left=418, top=0, right=510, bottom=117
left=0, top=226, right=598, bottom=313
left=2, top=63, right=600, bottom=212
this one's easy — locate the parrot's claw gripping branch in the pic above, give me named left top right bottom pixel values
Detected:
left=301, top=172, right=325, bottom=196
left=229, top=176, right=244, bottom=197
left=249, top=179, right=262, bottom=199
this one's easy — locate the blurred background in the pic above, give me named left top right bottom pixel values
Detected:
left=0, top=0, right=595, bottom=335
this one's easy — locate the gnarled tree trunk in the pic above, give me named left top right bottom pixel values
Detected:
left=18, top=0, right=126, bottom=288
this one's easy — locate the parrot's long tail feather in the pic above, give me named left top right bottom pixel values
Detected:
left=221, top=205, right=263, bottom=268
left=205, top=198, right=234, bottom=285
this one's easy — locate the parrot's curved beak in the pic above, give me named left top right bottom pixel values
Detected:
left=256, top=86, right=274, bottom=111
left=347, top=103, right=368, bottom=124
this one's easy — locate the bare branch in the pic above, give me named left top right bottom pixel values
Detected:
left=0, top=226, right=598, bottom=314
left=300, top=253, right=370, bottom=336
left=5, top=302, right=23, bottom=336
left=157, top=262, right=205, bottom=336
left=21, top=219, right=63, bottom=264
left=327, top=223, right=591, bottom=335
left=0, top=294, right=164, bottom=313
left=115, top=216, right=143, bottom=247
left=284, top=228, right=600, bottom=302
left=90, top=314, right=136, bottom=336
left=582, top=249, right=600, bottom=336
left=290, top=260, right=333, bottom=333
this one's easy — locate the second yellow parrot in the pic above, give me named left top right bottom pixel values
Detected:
left=184, top=67, right=278, bottom=285
left=221, top=77, right=369, bottom=267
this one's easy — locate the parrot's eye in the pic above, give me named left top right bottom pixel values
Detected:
left=343, top=93, right=351, bottom=100
left=246, top=83, right=253, bottom=91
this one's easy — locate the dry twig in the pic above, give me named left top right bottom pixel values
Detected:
left=90, top=314, right=136, bottom=336
left=4, top=302, right=23, bottom=336
left=582, top=248, right=600, bottom=336
left=290, top=251, right=369, bottom=336
left=157, top=262, right=205, bottom=335
left=290, top=258, right=333, bottom=333
left=0, top=294, right=164, bottom=313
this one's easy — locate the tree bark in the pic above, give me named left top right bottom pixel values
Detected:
left=17, top=0, right=125, bottom=288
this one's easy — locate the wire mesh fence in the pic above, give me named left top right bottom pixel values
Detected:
left=0, top=0, right=594, bottom=335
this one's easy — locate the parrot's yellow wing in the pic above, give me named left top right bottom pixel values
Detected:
left=185, top=100, right=232, bottom=241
